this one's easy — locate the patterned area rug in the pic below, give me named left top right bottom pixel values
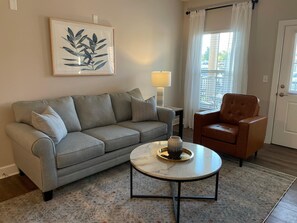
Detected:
left=0, top=160, right=295, bottom=223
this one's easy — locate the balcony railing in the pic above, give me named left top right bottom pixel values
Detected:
left=200, top=69, right=231, bottom=110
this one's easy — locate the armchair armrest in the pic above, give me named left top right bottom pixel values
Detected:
left=193, top=110, right=220, bottom=144
left=157, top=107, right=175, bottom=139
left=237, top=116, right=268, bottom=158
left=5, top=123, right=58, bottom=191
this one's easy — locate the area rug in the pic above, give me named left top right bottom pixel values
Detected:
left=0, top=160, right=295, bottom=223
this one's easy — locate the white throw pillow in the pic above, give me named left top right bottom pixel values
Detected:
left=32, top=106, right=67, bottom=144
left=131, top=96, right=158, bottom=122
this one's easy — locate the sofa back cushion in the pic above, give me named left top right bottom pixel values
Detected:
left=46, top=96, right=81, bottom=132
left=219, top=93, right=260, bottom=125
left=73, top=94, right=116, bottom=130
left=110, top=88, right=143, bottom=122
left=12, top=96, right=81, bottom=132
left=13, top=100, right=46, bottom=125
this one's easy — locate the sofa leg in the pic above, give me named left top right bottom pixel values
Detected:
left=43, top=190, right=53, bottom=201
left=19, top=169, right=25, bottom=176
left=239, top=159, right=243, bottom=167
left=254, top=151, right=258, bottom=158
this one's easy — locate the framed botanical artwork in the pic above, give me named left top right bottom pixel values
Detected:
left=49, top=18, right=115, bottom=76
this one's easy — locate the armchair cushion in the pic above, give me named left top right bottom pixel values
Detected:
left=219, top=94, right=259, bottom=125
left=202, top=123, right=238, bottom=144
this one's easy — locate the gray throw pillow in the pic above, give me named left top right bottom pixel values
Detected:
left=110, top=88, right=144, bottom=122
left=131, top=96, right=158, bottom=122
left=46, top=96, right=81, bottom=132
left=32, top=106, right=67, bottom=144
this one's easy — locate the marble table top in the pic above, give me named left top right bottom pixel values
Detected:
left=130, top=141, right=222, bottom=181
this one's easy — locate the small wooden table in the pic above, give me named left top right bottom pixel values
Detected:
left=166, top=106, right=183, bottom=139
left=130, top=141, right=222, bottom=223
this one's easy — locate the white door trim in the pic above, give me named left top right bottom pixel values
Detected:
left=266, top=19, right=297, bottom=143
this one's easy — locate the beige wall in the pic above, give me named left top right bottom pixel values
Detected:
left=0, top=0, right=183, bottom=168
left=182, top=0, right=297, bottom=115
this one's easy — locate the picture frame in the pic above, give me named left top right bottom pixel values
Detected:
left=49, top=18, right=115, bottom=76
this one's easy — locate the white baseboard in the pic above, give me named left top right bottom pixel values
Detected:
left=0, top=164, right=19, bottom=179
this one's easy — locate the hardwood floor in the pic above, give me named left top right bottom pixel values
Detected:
left=0, top=127, right=296, bottom=222
left=0, top=174, right=37, bottom=202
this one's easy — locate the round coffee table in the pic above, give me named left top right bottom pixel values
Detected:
left=130, top=141, right=222, bottom=223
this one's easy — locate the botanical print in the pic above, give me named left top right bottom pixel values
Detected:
left=50, top=19, right=114, bottom=76
left=62, top=28, right=107, bottom=71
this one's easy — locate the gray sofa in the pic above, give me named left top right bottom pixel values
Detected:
left=5, top=88, right=174, bottom=201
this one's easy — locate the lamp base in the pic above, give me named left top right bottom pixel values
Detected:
left=156, top=87, right=164, bottom=107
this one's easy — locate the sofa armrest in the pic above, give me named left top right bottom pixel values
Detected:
left=6, top=123, right=56, bottom=156
left=6, top=123, right=58, bottom=191
left=237, top=116, right=268, bottom=158
left=193, top=110, right=220, bottom=144
left=157, top=107, right=175, bottom=139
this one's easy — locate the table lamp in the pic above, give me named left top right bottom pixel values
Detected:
left=151, top=71, right=171, bottom=106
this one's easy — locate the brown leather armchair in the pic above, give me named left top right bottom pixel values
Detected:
left=193, top=93, right=267, bottom=167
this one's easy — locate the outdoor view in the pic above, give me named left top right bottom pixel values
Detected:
left=289, top=34, right=297, bottom=93
left=200, top=32, right=233, bottom=110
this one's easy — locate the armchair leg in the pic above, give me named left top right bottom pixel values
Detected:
left=254, top=151, right=258, bottom=158
left=239, top=159, right=243, bottom=167
left=42, top=190, right=53, bottom=201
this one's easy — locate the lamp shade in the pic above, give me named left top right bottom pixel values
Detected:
left=151, top=71, right=171, bottom=87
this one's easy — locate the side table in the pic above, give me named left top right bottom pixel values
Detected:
left=166, top=106, right=183, bottom=139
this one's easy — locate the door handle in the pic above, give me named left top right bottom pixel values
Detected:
left=279, top=92, right=288, bottom=97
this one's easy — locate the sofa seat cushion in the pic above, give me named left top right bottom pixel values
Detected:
left=118, top=121, right=167, bottom=142
left=83, top=125, right=140, bottom=152
left=56, top=132, right=105, bottom=169
left=202, top=123, right=238, bottom=144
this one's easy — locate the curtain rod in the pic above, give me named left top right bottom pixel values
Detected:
left=185, top=0, right=259, bottom=15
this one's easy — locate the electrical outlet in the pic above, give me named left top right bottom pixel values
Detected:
left=263, top=75, right=269, bottom=83
left=9, top=0, right=17, bottom=10
left=92, top=14, right=98, bottom=24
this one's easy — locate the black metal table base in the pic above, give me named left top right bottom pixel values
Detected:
left=130, top=164, right=219, bottom=223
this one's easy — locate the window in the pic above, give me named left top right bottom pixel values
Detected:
left=200, top=32, right=233, bottom=110
left=289, top=34, right=297, bottom=93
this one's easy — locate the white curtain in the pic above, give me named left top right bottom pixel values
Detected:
left=229, top=1, right=252, bottom=94
left=184, top=10, right=205, bottom=129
